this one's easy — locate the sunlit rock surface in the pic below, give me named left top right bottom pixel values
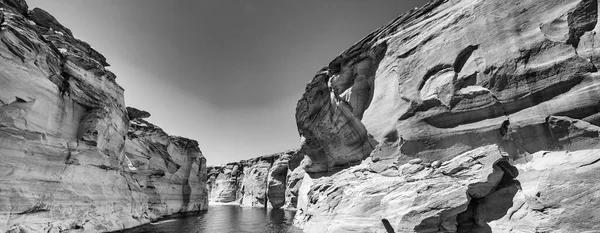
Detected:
left=0, top=2, right=207, bottom=232
left=294, top=0, right=600, bottom=232
left=207, top=150, right=305, bottom=209
left=295, top=145, right=516, bottom=232
left=207, top=163, right=244, bottom=203
left=125, top=108, right=208, bottom=218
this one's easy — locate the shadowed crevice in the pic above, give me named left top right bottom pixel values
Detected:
left=456, top=162, right=519, bottom=233
left=566, top=0, right=598, bottom=48
left=454, top=45, right=479, bottom=73
left=414, top=161, right=520, bottom=232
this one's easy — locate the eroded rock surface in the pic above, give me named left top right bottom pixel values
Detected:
left=125, top=108, right=208, bottom=218
left=207, top=163, right=243, bottom=203
left=295, top=145, right=516, bottom=232
left=0, top=2, right=207, bottom=232
left=294, top=0, right=600, bottom=232
left=207, top=150, right=305, bottom=209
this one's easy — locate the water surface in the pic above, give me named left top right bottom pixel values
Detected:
left=117, top=205, right=303, bottom=233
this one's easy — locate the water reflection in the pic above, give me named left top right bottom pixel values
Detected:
left=116, top=205, right=302, bottom=233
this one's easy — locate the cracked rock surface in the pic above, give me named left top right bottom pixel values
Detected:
left=294, top=0, right=600, bottom=232
left=0, top=2, right=207, bottom=232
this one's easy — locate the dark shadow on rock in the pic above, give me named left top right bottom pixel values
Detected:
left=456, top=161, right=520, bottom=233
left=382, top=218, right=395, bottom=233
left=305, top=164, right=355, bottom=179
left=181, top=183, right=191, bottom=210
left=415, top=161, right=520, bottom=232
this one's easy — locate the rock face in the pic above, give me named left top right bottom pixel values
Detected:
left=284, top=166, right=305, bottom=210
left=125, top=108, right=208, bottom=217
left=295, top=145, right=516, bottom=232
left=207, top=150, right=305, bottom=209
left=207, top=163, right=244, bottom=203
left=294, top=0, right=600, bottom=232
left=0, top=2, right=207, bottom=232
left=239, top=156, right=277, bottom=208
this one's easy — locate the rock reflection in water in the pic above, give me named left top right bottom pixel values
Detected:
left=116, top=205, right=302, bottom=233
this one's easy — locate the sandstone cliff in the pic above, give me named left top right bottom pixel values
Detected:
left=0, top=1, right=207, bottom=232
left=125, top=108, right=208, bottom=218
left=295, top=0, right=600, bottom=232
left=207, top=150, right=304, bottom=209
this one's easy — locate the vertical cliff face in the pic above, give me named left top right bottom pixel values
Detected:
left=207, top=163, right=244, bottom=203
left=0, top=1, right=207, bottom=232
left=295, top=0, right=600, bottom=232
left=207, top=150, right=305, bottom=209
left=124, top=108, right=208, bottom=218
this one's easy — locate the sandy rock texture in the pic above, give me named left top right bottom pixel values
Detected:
left=207, top=150, right=305, bottom=209
left=124, top=108, right=208, bottom=218
left=0, top=1, right=207, bottom=232
left=294, top=0, right=600, bottom=232
left=207, top=163, right=244, bottom=203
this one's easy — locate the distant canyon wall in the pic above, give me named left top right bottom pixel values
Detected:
left=294, top=0, right=600, bottom=232
left=0, top=1, right=207, bottom=232
left=207, top=150, right=305, bottom=210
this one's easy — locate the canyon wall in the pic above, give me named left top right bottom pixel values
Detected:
left=207, top=150, right=304, bottom=209
left=295, top=0, right=600, bottom=232
left=0, top=1, right=207, bottom=232
left=125, top=108, right=208, bottom=218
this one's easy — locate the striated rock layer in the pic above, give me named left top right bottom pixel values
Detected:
left=207, top=150, right=305, bottom=209
left=125, top=108, right=208, bottom=218
left=294, top=0, right=600, bottom=232
left=0, top=1, right=207, bottom=232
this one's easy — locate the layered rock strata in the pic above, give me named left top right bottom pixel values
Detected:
left=207, top=150, right=304, bottom=209
left=294, top=0, right=600, bottom=232
left=0, top=1, right=207, bottom=232
left=125, top=108, right=208, bottom=217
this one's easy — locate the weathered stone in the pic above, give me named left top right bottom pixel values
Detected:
left=267, top=156, right=289, bottom=209
left=284, top=166, right=305, bottom=209
left=1, top=0, right=27, bottom=15
left=293, top=0, right=600, bottom=232
left=487, top=149, right=600, bottom=232
left=207, top=164, right=243, bottom=203
left=207, top=149, right=306, bottom=209
left=127, top=106, right=151, bottom=120
left=408, top=158, right=423, bottom=165
left=294, top=145, right=511, bottom=232
left=28, top=8, right=73, bottom=37
left=125, top=114, right=208, bottom=217
left=0, top=3, right=207, bottom=232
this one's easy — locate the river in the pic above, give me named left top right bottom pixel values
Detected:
left=115, top=205, right=303, bottom=233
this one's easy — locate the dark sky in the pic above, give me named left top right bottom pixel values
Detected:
left=27, top=0, right=428, bottom=165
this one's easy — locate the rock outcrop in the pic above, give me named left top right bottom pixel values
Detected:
left=125, top=108, right=208, bottom=218
left=295, top=145, right=517, bottom=232
left=0, top=1, right=207, bottom=232
left=207, top=150, right=305, bottom=209
left=294, top=0, right=600, bottom=232
left=207, top=163, right=244, bottom=203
